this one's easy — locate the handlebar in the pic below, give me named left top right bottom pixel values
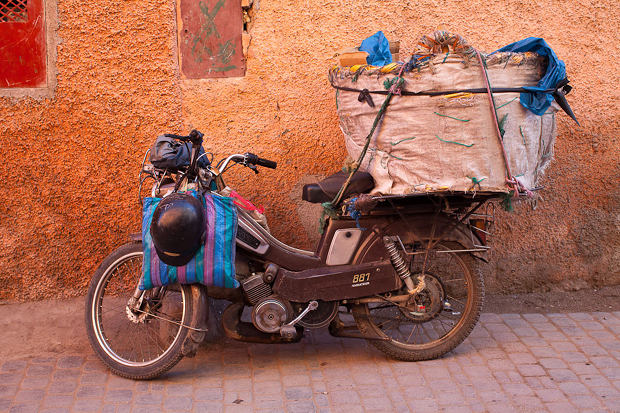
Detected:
left=217, top=153, right=277, bottom=172
left=164, top=130, right=203, bottom=145
left=162, top=130, right=277, bottom=173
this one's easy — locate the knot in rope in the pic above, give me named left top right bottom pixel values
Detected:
left=357, top=88, right=375, bottom=107
left=505, top=176, right=533, bottom=197
left=467, top=176, right=485, bottom=191
left=341, top=160, right=360, bottom=173
left=319, top=201, right=340, bottom=234
left=383, top=77, right=405, bottom=96
left=347, top=198, right=367, bottom=230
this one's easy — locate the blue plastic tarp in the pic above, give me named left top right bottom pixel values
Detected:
left=360, top=31, right=392, bottom=67
left=493, top=37, right=566, bottom=116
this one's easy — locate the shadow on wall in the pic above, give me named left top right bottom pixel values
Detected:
left=288, top=174, right=325, bottom=250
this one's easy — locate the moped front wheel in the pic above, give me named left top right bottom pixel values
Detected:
left=352, top=242, right=483, bottom=361
left=85, top=242, right=193, bottom=380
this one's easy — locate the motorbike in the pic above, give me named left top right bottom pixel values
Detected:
left=85, top=130, right=498, bottom=380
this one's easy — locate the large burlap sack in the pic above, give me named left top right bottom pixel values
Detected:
left=331, top=50, right=559, bottom=195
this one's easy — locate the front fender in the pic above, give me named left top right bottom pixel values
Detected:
left=181, top=284, right=209, bottom=357
left=352, top=213, right=488, bottom=265
left=129, top=233, right=209, bottom=357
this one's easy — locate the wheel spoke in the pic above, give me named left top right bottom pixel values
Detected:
left=390, top=316, right=402, bottom=338
left=132, top=322, right=143, bottom=361
left=415, top=323, right=424, bottom=344
left=153, top=310, right=182, bottom=323
left=141, top=322, right=166, bottom=358
left=378, top=316, right=399, bottom=330
left=436, top=317, right=453, bottom=336
left=446, top=296, right=466, bottom=306
left=100, top=307, right=126, bottom=319
left=406, top=323, right=418, bottom=344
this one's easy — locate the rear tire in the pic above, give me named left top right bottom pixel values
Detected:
left=85, top=242, right=193, bottom=379
left=353, top=242, right=483, bottom=361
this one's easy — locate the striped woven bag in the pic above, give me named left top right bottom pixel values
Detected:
left=139, top=191, right=239, bottom=290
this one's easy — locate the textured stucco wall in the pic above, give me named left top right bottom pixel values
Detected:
left=0, top=0, right=184, bottom=300
left=1, top=0, right=619, bottom=300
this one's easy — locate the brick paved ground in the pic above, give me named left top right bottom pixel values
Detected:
left=3, top=311, right=620, bottom=412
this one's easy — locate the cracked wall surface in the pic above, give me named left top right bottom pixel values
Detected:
left=0, top=0, right=619, bottom=300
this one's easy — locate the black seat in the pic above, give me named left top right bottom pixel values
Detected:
left=302, top=171, right=375, bottom=204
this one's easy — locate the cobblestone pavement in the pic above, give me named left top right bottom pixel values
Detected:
left=3, top=311, right=620, bottom=412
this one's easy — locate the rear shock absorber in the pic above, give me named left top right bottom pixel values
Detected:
left=383, top=236, right=426, bottom=295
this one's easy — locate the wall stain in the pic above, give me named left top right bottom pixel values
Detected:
left=188, top=0, right=237, bottom=71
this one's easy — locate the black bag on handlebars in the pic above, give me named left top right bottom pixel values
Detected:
left=149, top=135, right=210, bottom=170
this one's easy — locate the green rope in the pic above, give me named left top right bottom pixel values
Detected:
left=519, top=126, right=526, bottom=146
left=442, top=52, right=450, bottom=63
left=500, top=191, right=515, bottom=212
left=481, top=57, right=504, bottom=139
left=436, top=135, right=474, bottom=147
left=390, top=136, right=416, bottom=146
left=497, top=97, right=518, bottom=109
left=382, top=77, right=403, bottom=90
left=319, top=77, right=403, bottom=233
left=434, top=112, right=470, bottom=122
left=498, top=114, right=508, bottom=136
left=369, top=147, right=403, bottom=160
left=467, top=176, right=485, bottom=190
left=318, top=201, right=340, bottom=232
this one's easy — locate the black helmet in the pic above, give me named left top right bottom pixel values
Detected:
left=150, top=193, right=206, bottom=267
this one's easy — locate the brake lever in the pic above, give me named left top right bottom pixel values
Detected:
left=247, top=164, right=259, bottom=174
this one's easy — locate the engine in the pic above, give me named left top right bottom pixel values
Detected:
left=240, top=273, right=272, bottom=305
left=251, top=296, right=293, bottom=333
left=238, top=264, right=293, bottom=334
left=239, top=263, right=338, bottom=334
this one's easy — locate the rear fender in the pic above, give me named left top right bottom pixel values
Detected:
left=352, top=213, right=488, bottom=264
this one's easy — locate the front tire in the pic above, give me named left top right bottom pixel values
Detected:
left=85, top=242, right=193, bottom=379
left=353, top=242, right=483, bottom=361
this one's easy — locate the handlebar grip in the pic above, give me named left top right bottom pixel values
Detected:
left=188, top=129, right=204, bottom=145
left=257, top=157, right=277, bottom=169
left=245, top=153, right=277, bottom=169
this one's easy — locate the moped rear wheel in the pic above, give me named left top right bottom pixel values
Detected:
left=85, top=242, right=193, bottom=380
left=352, top=242, right=483, bottom=361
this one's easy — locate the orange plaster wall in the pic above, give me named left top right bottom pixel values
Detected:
left=1, top=0, right=619, bottom=300
left=0, top=0, right=184, bottom=300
